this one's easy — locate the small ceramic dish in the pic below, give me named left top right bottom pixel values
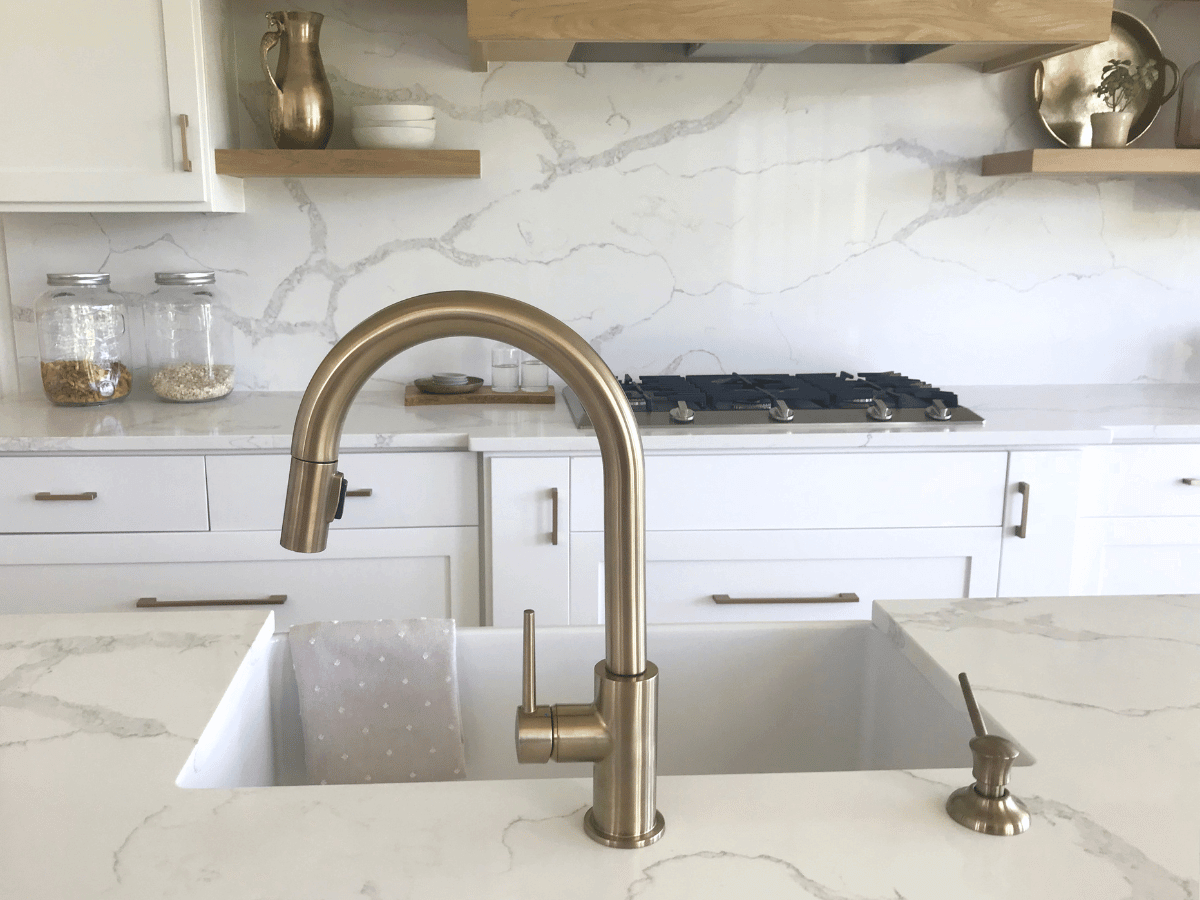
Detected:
left=353, top=125, right=436, bottom=149
left=414, top=376, right=483, bottom=394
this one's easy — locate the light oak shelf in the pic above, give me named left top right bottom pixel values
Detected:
left=982, top=148, right=1200, bottom=176
left=214, top=149, right=481, bottom=179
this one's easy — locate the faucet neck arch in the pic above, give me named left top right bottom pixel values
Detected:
left=284, top=291, right=647, bottom=676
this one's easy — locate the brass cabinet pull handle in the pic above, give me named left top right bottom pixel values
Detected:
left=1184, top=478, right=1199, bottom=486
left=136, top=594, right=287, bottom=608
left=712, top=593, right=859, bottom=605
left=549, top=487, right=559, bottom=546
left=179, top=113, right=193, bottom=172
left=345, top=487, right=373, bottom=497
left=1015, top=481, right=1031, bottom=539
left=34, top=491, right=98, bottom=501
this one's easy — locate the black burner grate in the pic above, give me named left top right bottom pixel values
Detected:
left=617, top=372, right=957, bottom=413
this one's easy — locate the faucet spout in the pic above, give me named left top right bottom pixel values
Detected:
left=281, top=290, right=646, bottom=674
left=281, top=291, right=663, bottom=848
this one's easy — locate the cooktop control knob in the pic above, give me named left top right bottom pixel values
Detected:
left=925, top=398, right=953, bottom=421
left=866, top=398, right=892, bottom=421
left=669, top=401, right=695, bottom=424
left=768, top=400, right=794, bottom=423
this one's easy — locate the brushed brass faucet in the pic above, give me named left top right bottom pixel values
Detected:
left=280, top=291, right=664, bottom=848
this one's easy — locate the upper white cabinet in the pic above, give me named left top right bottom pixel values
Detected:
left=0, top=0, right=243, bottom=212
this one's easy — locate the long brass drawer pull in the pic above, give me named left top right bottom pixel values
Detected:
left=1016, top=481, right=1031, bottom=539
left=550, top=487, right=559, bottom=546
left=137, top=594, right=287, bottom=608
left=34, top=491, right=98, bottom=501
left=712, top=593, right=859, bottom=605
left=345, top=488, right=373, bottom=497
left=1184, top=478, right=1199, bottom=486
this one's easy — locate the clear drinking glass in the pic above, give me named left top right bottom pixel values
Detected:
left=520, top=355, right=549, bottom=391
left=491, top=344, right=520, bottom=392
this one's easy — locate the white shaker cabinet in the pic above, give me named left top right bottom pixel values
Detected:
left=995, top=450, right=1083, bottom=598
left=1072, top=445, right=1200, bottom=595
left=0, top=452, right=482, bottom=629
left=0, top=0, right=243, bottom=212
left=488, top=450, right=1009, bottom=626
left=485, top=455, right=570, bottom=627
left=568, top=527, right=1000, bottom=625
left=0, top=528, right=479, bottom=631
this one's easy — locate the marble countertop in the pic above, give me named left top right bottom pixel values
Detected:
left=0, top=383, right=1198, bottom=454
left=5, top=596, right=1198, bottom=899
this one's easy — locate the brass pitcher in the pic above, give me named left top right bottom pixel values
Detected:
left=261, top=11, right=334, bottom=150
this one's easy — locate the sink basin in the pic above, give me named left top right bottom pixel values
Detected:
left=178, top=619, right=1029, bottom=789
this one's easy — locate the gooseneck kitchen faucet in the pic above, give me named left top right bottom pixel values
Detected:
left=279, top=290, right=664, bottom=848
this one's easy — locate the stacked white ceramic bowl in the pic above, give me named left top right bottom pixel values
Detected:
left=351, top=104, right=436, bottom=149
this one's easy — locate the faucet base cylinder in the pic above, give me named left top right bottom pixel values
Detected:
left=584, top=809, right=665, bottom=849
left=586, top=661, right=663, bottom=848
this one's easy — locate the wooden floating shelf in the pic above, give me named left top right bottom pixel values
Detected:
left=214, top=149, right=481, bottom=179
left=982, top=148, right=1200, bottom=177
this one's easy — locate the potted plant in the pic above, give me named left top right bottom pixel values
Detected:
left=1091, top=58, right=1160, bottom=148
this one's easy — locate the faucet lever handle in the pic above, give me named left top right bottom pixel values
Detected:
left=522, top=609, right=537, bottom=714
left=516, top=608, right=554, bottom=764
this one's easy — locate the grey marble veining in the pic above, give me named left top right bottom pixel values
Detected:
left=6, top=597, right=1200, bottom=898
left=4, top=1, right=1200, bottom=397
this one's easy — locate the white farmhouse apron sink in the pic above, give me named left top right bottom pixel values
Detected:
left=178, top=620, right=1029, bottom=789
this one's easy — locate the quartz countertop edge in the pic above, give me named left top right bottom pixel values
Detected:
left=1, top=384, right=1199, bottom=453
left=5, top=596, right=1198, bottom=898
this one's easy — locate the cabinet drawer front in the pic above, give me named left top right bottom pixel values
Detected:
left=206, top=453, right=478, bottom=531
left=0, top=528, right=480, bottom=629
left=0, top=456, right=207, bottom=533
left=1079, top=446, right=1200, bottom=517
left=570, top=452, right=1007, bottom=532
left=1072, top=517, right=1200, bottom=595
left=568, top=528, right=1000, bottom=625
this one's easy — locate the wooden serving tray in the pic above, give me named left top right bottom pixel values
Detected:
left=404, top=384, right=555, bottom=406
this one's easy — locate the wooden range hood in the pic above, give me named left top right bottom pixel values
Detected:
left=467, top=0, right=1113, bottom=72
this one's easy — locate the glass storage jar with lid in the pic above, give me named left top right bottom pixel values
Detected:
left=35, top=273, right=133, bottom=406
left=144, top=272, right=235, bottom=402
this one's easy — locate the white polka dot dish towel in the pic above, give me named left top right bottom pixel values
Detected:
left=288, top=618, right=467, bottom=785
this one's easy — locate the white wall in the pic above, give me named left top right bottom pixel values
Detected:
left=3, top=0, right=1199, bottom=394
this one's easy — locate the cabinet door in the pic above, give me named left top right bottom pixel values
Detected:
left=1072, top=517, right=1200, bottom=596
left=997, top=450, right=1082, bottom=597
left=568, top=527, right=1000, bottom=625
left=0, top=0, right=241, bottom=211
left=487, top=456, right=569, bottom=626
left=0, top=528, right=480, bottom=630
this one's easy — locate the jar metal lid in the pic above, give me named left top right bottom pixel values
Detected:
left=46, top=273, right=110, bottom=286
left=154, top=271, right=216, bottom=285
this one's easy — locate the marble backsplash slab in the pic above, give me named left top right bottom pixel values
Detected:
left=3, top=0, right=1200, bottom=393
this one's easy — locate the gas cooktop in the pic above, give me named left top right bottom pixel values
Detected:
left=563, top=372, right=984, bottom=429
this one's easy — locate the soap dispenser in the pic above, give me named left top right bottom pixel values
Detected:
left=946, top=672, right=1031, bottom=836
